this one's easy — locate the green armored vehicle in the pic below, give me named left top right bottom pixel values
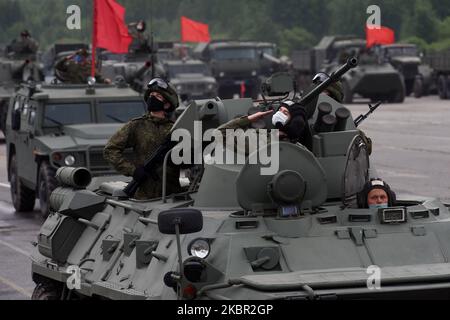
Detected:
left=195, top=41, right=289, bottom=99
left=99, top=50, right=165, bottom=93
left=5, top=81, right=146, bottom=217
left=162, top=59, right=218, bottom=103
left=0, top=48, right=44, bottom=132
left=30, top=58, right=450, bottom=300
left=297, top=36, right=405, bottom=103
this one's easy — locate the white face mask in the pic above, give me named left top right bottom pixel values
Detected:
left=272, top=111, right=289, bottom=127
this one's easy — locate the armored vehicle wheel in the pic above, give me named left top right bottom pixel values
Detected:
left=390, top=86, right=405, bottom=103
left=31, top=281, right=62, bottom=300
left=342, top=80, right=353, bottom=104
left=9, top=154, right=35, bottom=212
left=413, top=77, right=423, bottom=98
left=38, top=162, right=57, bottom=218
left=438, top=75, right=448, bottom=99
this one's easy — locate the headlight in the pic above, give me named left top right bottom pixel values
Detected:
left=187, top=238, right=210, bottom=259
left=207, top=84, right=214, bottom=90
left=251, top=70, right=257, bottom=76
left=219, top=72, right=225, bottom=77
left=64, top=155, right=76, bottom=166
left=176, top=85, right=183, bottom=91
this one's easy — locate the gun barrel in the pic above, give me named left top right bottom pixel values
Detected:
left=299, top=57, right=358, bottom=106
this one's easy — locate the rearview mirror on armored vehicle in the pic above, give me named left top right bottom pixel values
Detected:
left=158, top=209, right=203, bottom=235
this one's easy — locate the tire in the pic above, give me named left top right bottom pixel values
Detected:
left=9, top=154, right=35, bottom=212
left=438, top=75, right=448, bottom=100
left=38, top=161, right=57, bottom=218
left=391, top=85, right=405, bottom=103
left=413, top=77, right=423, bottom=98
left=342, top=80, right=353, bottom=104
left=31, top=281, right=61, bottom=300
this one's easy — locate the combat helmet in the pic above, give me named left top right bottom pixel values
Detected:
left=144, top=78, right=179, bottom=112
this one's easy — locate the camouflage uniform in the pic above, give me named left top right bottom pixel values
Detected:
left=103, top=114, right=181, bottom=200
left=55, top=57, right=106, bottom=84
left=9, top=36, right=39, bottom=55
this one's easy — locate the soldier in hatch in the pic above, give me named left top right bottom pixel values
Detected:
left=128, top=20, right=152, bottom=54
left=8, top=30, right=39, bottom=55
left=54, top=49, right=109, bottom=84
left=104, top=78, right=182, bottom=200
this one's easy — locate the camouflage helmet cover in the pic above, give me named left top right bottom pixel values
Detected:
left=144, top=78, right=179, bottom=110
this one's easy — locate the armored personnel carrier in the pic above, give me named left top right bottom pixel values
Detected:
left=5, top=81, right=145, bottom=218
left=99, top=50, right=165, bottom=93
left=30, top=58, right=450, bottom=300
left=293, top=36, right=405, bottom=103
left=162, top=59, right=218, bottom=103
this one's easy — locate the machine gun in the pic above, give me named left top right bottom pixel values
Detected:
left=354, top=101, right=382, bottom=127
left=299, top=57, right=358, bottom=118
left=123, top=137, right=178, bottom=197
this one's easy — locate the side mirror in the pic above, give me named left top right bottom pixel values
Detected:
left=11, top=108, right=21, bottom=131
left=158, top=209, right=203, bottom=235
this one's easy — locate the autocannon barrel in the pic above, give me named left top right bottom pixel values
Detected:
left=55, top=167, right=92, bottom=189
left=299, top=57, right=358, bottom=106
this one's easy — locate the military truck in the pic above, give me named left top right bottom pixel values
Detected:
left=29, top=58, right=450, bottom=300
left=377, top=44, right=434, bottom=96
left=162, top=59, right=218, bottom=103
left=195, top=41, right=289, bottom=99
left=292, top=36, right=405, bottom=103
left=0, top=48, right=44, bottom=133
left=416, top=49, right=450, bottom=99
left=5, top=81, right=146, bottom=218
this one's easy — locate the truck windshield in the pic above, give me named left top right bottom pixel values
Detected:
left=44, top=103, right=92, bottom=127
left=168, top=64, right=209, bottom=77
left=213, top=48, right=257, bottom=60
left=387, top=47, right=418, bottom=57
left=97, top=101, right=146, bottom=123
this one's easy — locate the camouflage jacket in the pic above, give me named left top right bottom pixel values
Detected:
left=103, top=114, right=181, bottom=200
left=55, top=58, right=105, bottom=84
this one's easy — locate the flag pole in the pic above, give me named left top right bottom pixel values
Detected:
left=91, top=0, right=97, bottom=78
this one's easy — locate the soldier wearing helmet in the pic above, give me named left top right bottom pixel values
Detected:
left=8, top=29, right=39, bottom=55
left=104, top=78, right=181, bottom=200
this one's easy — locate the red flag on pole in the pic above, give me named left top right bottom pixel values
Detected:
left=181, top=16, right=210, bottom=43
left=92, top=0, right=132, bottom=76
left=366, top=25, right=395, bottom=48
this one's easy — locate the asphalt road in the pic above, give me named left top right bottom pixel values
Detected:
left=0, top=95, right=448, bottom=300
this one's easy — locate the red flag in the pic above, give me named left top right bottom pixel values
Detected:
left=181, top=16, right=210, bottom=43
left=366, top=25, right=395, bottom=48
left=94, top=0, right=132, bottom=53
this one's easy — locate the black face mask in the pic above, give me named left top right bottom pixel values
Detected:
left=147, top=95, right=165, bottom=112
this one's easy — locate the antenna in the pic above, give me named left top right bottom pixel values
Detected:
left=150, top=0, right=155, bottom=78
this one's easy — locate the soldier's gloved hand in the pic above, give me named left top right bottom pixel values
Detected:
left=133, top=166, right=149, bottom=182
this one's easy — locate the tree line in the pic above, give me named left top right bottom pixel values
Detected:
left=1, top=0, right=449, bottom=54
